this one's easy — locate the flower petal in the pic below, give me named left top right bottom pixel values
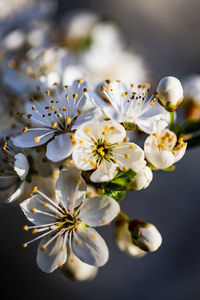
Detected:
left=46, top=133, right=73, bottom=162
left=20, top=195, right=58, bottom=225
left=37, top=232, right=67, bottom=273
left=55, top=167, right=87, bottom=211
left=79, top=195, right=120, bottom=227
left=137, top=119, right=168, bottom=135
left=146, top=151, right=175, bottom=169
left=173, top=142, right=187, bottom=163
left=90, top=160, right=117, bottom=182
left=72, top=227, right=109, bottom=267
left=12, top=129, right=55, bottom=148
left=6, top=181, right=25, bottom=203
left=14, top=153, right=29, bottom=180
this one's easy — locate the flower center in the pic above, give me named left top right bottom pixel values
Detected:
left=92, top=139, right=114, bottom=163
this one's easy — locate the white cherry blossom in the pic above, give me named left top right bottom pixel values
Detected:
left=144, top=129, right=187, bottom=169
left=12, top=80, right=101, bottom=162
left=0, top=139, right=29, bottom=203
left=182, top=74, right=200, bottom=105
left=130, top=166, right=153, bottom=191
left=72, top=120, right=146, bottom=182
left=91, top=80, right=169, bottom=134
left=20, top=167, right=120, bottom=273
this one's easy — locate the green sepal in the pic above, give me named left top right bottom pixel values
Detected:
left=104, top=190, right=126, bottom=202
left=123, top=122, right=135, bottom=130
left=163, top=165, right=175, bottom=171
left=131, top=225, right=141, bottom=239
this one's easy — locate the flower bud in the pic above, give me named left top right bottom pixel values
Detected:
left=61, top=252, right=98, bottom=282
left=157, top=76, right=183, bottom=112
left=115, top=220, right=146, bottom=258
left=130, top=166, right=153, bottom=191
left=129, top=220, right=162, bottom=252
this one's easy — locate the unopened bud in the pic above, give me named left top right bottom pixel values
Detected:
left=130, top=166, right=153, bottom=191
left=61, top=252, right=98, bottom=281
left=157, top=76, right=183, bottom=112
left=129, top=220, right=162, bottom=252
left=115, top=220, right=146, bottom=258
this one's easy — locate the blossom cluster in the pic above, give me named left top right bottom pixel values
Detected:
left=0, top=2, right=196, bottom=282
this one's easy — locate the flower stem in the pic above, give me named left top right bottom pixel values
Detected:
left=170, top=111, right=174, bottom=129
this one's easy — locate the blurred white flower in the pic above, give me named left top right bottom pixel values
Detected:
left=130, top=166, right=153, bottom=191
left=20, top=167, right=120, bottom=273
left=72, top=120, right=146, bottom=182
left=182, top=74, right=200, bottom=105
left=129, top=220, right=162, bottom=252
left=0, top=138, right=29, bottom=203
left=115, top=221, right=146, bottom=258
left=61, top=251, right=98, bottom=281
left=92, top=80, right=169, bottom=134
left=144, top=129, right=187, bottom=169
left=12, top=80, right=101, bottom=162
left=157, top=76, right=183, bottom=112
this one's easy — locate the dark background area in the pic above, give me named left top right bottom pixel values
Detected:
left=1, top=0, right=200, bottom=299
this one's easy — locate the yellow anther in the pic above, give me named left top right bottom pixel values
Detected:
left=85, top=204, right=91, bottom=210
left=23, top=225, right=29, bottom=231
left=103, top=219, right=109, bottom=225
left=104, top=125, right=110, bottom=130
left=22, top=243, right=28, bottom=248
left=151, top=102, right=156, bottom=106
left=83, top=157, right=88, bottom=163
left=101, top=86, right=106, bottom=92
left=61, top=246, right=66, bottom=252
left=83, top=87, right=88, bottom=92
left=116, top=142, right=121, bottom=146
left=26, top=66, right=32, bottom=74
left=70, top=135, right=75, bottom=141
left=113, top=158, right=118, bottom=163
left=52, top=121, right=58, bottom=128
left=97, top=146, right=104, bottom=153
left=100, top=163, right=104, bottom=169
left=90, top=234, right=97, bottom=241
left=23, top=127, right=28, bottom=133
left=124, top=153, right=130, bottom=159
left=72, top=141, right=77, bottom=146
left=88, top=192, right=94, bottom=197
left=32, top=229, right=38, bottom=234
left=65, top=94, right=69, bottom=98
left=102, top=131, right=107, bottom=136
left=73, top=93, right=78, bottom=99
left=29, top=193, right=33, bottom=197
left=66, top=117, right=71, bottom=124
left=31, top=208, right=37, bottom=213
left=137, top=102, right=142, bottom=106
left=166, top=132, right=170, bottom=137
left=32, top=186, right=38, bottom=193
left=34, top=137, right=40, bottom=143
left=8, top=59, right=18, bottom=69
left=51, top=170, right=59, bottom=179
left=110, top=126, right=115, bottom=130
left=63, top=107, right=67, bottom=111
left=70, top=258, right=76, bottom=263
left=129, top=145, right=135, bottom=149
left=122, top=166, right=127, bottom=171
left=41, top=245, right=46, bottom=251
left=65, top=85, right=70, bottom=89
left=58, top=262, right=63, bottom=268
left=153, top=97, right=157, bottom=102
left=107, top=85, right=112, bottom=90
left=43, top=202, right=48, bottom=207
left=145, top=83, right=151, bottom=89
left=123, top=137, right=129, bottom=142
left=32, top=105, right=36, bottom=110
left=178, top=137, right=184, bottom=144
left=85, top=128, right=91, bottom=133
left=79, top=140, right=84, bottom=145
left=72, top=194, right=76, bottom=199
left=45, top=90, right=51, bottom=96
left=75, top=239, right=82, bottom=245
left=78, top=80, right=83, bottom=84
left=92, top=145, right=97, bottom=151
left=51, top=105, right=55, bottom=110
left=90, top=160, right=97, bottom=168
left=77, top=179, right=82, bottom=185
left=153, top=133, right=158, bottom=139
left=121, top=92, right=127, bottom=97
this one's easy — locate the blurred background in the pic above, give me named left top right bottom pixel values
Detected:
left=0, top=0, right=200, bottom=299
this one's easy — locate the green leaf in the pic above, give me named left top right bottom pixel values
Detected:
left=104, top=190, right=126, bottom=202
left=123, top=122, right=135, bottom=130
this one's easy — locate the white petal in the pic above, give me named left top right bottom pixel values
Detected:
left=37, top=232, right=67, bottom=273
left=137, top=119, right=168, bottom=135
left=173, top=143, right=187, bottom=163
left=72, top=146, right=95, bottom=171
left=6, top=181, right=25, bottom=203
left=79, top=196, right=120, bottom=227
left=72, top=107, right=102, bottom=130
left=72, top=227, right=109, bottom=267
left=20, top=195, right=58, bottom=226
left=0, top=175, right=17, bottom=189
left=12, top=129, right=55, bottom=148
left=112, top=142, right=146, bottom=172
left=14, top=153, right=29, bottom=180
left=46, top=133, right=73, bottom=162
left=146, top=150, right=175, bottom=169
left=55, top=167, right=87, bottom=211
left=90, top=160, right=117, bottom=182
